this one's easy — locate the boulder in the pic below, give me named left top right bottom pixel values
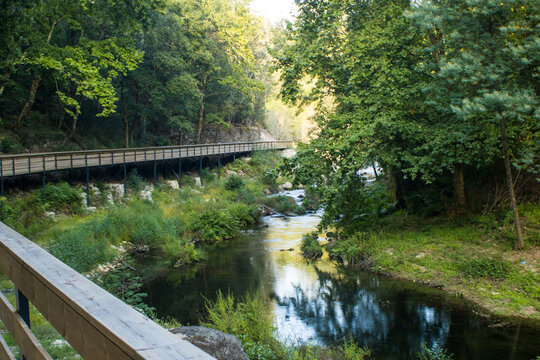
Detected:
left=282, top=182, right=293, bottom=190
left=257, top=204, right=275, bottom=216
left=170, top=326, right=249, bottom=360
left=281, top=149, right=297, bottom=159
left=194, top=177, right=203, bottom=187
left=166, top=180, right=180, bottom=190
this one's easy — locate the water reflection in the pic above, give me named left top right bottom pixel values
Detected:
left=142, top=192, right=539, bottom=359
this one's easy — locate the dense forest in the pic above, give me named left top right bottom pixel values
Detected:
left=276, top=0, right=539, bottom=249
left=0, top=0, right=280, bottom=151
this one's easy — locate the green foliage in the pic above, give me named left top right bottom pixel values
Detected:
left=90, top=257, right=155, bottom=316
left=300, top=232, right=323, bottom=260
left=417, top=342, right=454, bottom=360
left=461, top=257, right=513, bottom=280
left=203, top=291, right=281, bottom=360
left=48, top=226, right=112, bottom=273
left=225, top=174, right=245, bottom=190
left=328, top=232, right=377, bottom=267
left=127, top=168, right=145, bottom=191
left=189, top=209, right=239, bottom=242
left=264, top=195, right=306, bottom=215
left=40, top=182, right=84, bottom=215
left=228, top=202, right=257, bottom=227
left=164, top=241, right=204, bottom=268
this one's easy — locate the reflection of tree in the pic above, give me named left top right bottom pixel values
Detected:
left=143, top=236, right=275, bottom=324
left=273, top=266, right=453, bottom=359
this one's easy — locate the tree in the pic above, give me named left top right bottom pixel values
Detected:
left=409, top=0, right=539, bottom=248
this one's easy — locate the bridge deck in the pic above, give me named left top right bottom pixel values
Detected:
left=0, top=141, right=291, bottom=178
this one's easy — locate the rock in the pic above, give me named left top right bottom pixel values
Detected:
left=243, top=157, right=251, bottom=163
left=282, top=182, right=293, bottom=190
left=281, top=149, right=297, bottom=159
left=225, top=170, right=237, bottom=178
left=257, top=204, right=275, bottom=216
left=140, top=185, right=154, bottom=201
left=279, top=248, right=294, bottom=252
left=326, top=231, right=336, bottom=238
left=263, top=189, right=271, bottom=195
left=170, top=326, right=249, bottom=360
left=109, top=184, right=125, bottom=198
left=86, top=206, right=97, bottom=212
left=51, top=339, right=69, bottom=347
left=194, top=177, right=203, bottom=187
left=166, top=180, right=180, bottom=190
left=45, top=211, right=56, bottom=218
left=284, top=211, right=297, bottom=217
left=297, top=194, right=304, bottom=199
left=257, top=223, right=269, bottom=229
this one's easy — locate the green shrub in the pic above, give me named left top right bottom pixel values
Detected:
left=90, top=257, right=155, bottom=316
left=127, top=168, right=145, bottom=191
left=164, top=240, right=204, bottom=268
left=264, top=195, right=305, bottom=215
left=225, top=174, right=245, bottom=190
left=189, top=209, right=239, bottom=242
left=302, top=186, right=321, bottom=211
left=328, top=232, right=376, bottom=267
left=39, top=182, right=84, bottom=214
left=417, top=342, right=453, bottom=360
left=228, top=202, right=258, bottom=226
left=49, top=226, right=112, bottom=273
left=204, top=291, right=281, bottom=360
left=461, top=256, right=512, bottom=280
left=300, top=232, right=323, bottom=260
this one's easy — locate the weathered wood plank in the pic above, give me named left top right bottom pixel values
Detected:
left=0, top=293, right=52, bottom=360
left=0, top=223, right=214, bottom=360
left=0, top=332, right=16, bottom=360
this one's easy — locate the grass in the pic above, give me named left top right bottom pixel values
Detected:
left=203, top=291, right=371, bottom=360
left=325, top=205, right=540, bottom=319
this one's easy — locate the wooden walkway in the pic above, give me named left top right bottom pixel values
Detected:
left=0, top=141, right=291, bottom=178
left=0, top=222, right=215, bottom=359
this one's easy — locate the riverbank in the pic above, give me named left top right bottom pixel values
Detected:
left=323, top=206, right=540, bottom=321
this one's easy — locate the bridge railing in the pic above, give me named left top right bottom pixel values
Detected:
left=0, top=141, right=293, bottom=178
left=0, top=222, right=215, bottom=359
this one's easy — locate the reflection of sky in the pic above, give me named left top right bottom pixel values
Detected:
left=263, top=192, right=451, bottom=352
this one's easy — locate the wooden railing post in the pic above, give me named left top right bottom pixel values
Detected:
left=16, top=289, right=30, bottom=360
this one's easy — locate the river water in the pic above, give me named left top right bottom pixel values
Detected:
left=142, top=190, right=539, bottom=359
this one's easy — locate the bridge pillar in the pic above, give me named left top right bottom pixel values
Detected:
left=16, top=288, right=30, bottom=360
left=154, top=159, right=157, bottom=188
left=199, top=156, right=203, bottom=186
left=178, top=158, right=182, bottom=187
left=218, top=155, right=221, bottom=180
left=1, top=161, right=4, bottom=196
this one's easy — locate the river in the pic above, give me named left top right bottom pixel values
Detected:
left=142, top=190, right=539, bottom=359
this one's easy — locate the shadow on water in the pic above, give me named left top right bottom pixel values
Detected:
left=140, top=192, right=539, bottom=360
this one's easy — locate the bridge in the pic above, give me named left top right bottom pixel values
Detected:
left=0, top=140, right=293, bottom=359
left=0, top=140, right=292, bottom=203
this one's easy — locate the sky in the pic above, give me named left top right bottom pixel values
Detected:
left=249, top=0, right=298, bottom=25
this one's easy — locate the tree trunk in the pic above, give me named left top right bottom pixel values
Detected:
left=453, top=163, right=466, bottom=211
left=15, top=74, right=41, bottom=127
left=372, top=163, right=378, bottom=180
left=123, top=97, right=130, bottom=148
left=196, top=95, right=205, bottom=144
left=500, top=116, right=524, bottom=250
left=0, top=69, right=13, bottom=97
left=14, top=20, right=56, bottom=127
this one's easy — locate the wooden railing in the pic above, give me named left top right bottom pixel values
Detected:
left=0, top=141, right=292, bottom=178
left=0, top=222, right=215, bottom=359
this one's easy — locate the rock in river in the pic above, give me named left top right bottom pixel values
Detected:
left=170, top=326, right=249, bottom=360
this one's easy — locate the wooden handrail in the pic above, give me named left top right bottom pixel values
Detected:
left=0, top=141, right=293, bottom=178
left=0, top=141, right=292, bottom=159
left=0, top=222, right=215, bottom=359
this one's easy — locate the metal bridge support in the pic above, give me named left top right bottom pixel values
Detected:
left=16, top=288, right=30, bottom=360
left=199, top=156, right=203, bottom=186
left=154, top=159, right=157, bottom=188
left=233, top=153, right=236, bottom=167
left=218, top=155, right=221, bottom=180
left=178, top=158, right=182, bottom=187
left=123, top=163, right=127, bottom=196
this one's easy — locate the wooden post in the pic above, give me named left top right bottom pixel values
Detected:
left=16, top=289, right=30, bottom=360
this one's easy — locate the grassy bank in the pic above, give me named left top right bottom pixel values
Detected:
left=318, top=205, right=540, bottom=320
left=0, top=150, right=308, bottom=359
